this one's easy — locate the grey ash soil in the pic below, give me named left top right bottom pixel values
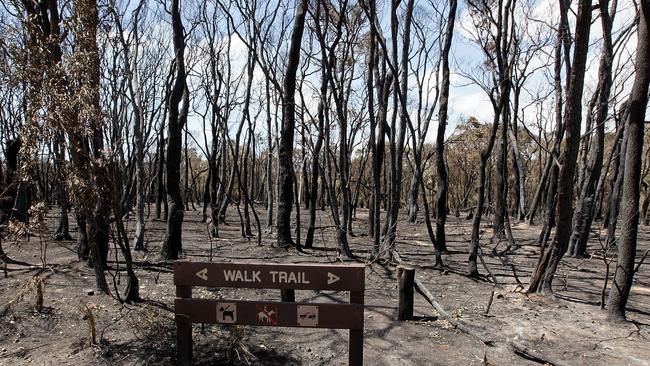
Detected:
left=1, top=207, right=649, bottom=365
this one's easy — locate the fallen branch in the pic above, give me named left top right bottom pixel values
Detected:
left=509, top=340, right=571, bottom=366
left=0, top=254, right=34, bottom=267
left=0, top=344, right=48, bottom=359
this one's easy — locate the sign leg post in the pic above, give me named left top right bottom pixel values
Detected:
left=281, top=289, right=295, bottom=302
left=349, top=290, right=364, bottom=366
left=176, top=313, right=192, bottom=366
left=176, top=285, right=192, bottom=366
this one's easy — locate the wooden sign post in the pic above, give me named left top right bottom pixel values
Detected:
left=173, top=261, right=365, bottom=365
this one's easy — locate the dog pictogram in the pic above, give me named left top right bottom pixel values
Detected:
left=216, top=302, right=237, bottom=324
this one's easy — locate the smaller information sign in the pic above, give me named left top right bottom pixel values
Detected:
left=297, top=305, right=319, bottom=327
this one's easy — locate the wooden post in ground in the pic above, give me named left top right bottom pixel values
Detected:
left=349, top=289, right=364, bottom=365
left=281, top=289, right=295, bottom=302
left=397, top=266, right=415, bottom=321
left=176, top=285, right=192, bottom=366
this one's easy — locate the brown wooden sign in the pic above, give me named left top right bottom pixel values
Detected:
left=173, top=261, right=365, bottom=366
left=174, top=261, right=365, bottom=291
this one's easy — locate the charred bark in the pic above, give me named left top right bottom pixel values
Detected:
left=276, top=0, right=308, bottom=248
left=160, top=0, right=187, bottom=260
left=433, top=0, right=456, bottom=252
left=469, top=117, right=500, bottom=276
left=529, top=0, right=593, bottom=295
left=568, top=0, right=615, bottom=257
left=607, top=0, right=649, bottom=321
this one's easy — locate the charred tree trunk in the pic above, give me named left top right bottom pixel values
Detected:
left=593, top=123, right=624, bottom=223
left=155, top=128, right=166, bottom=220
left=607, top=0, right=649, bottom=320
left=605, top=124, right=629, bottom=247
left=509, top=106, right=526, bottom=221
left=468, top=116, right=500, bottom=276
left=407, top=170, right=420, bottom=223
left=53, top=135, right=72, bottom=241
left=73, top=0, right=110, bottom=293
left=603, top=117, right=626, bottom=227
left=536, top=3, right=570, bottom=248
left=111, top=5, right=148, bottom=251
left=236, top=54, right=256, bottom=238
left=364, top=0, right=384, bottom=256
left=183, top=124, right=190, bottom=211
left=527, top=156, right=552, bottom=224
left=492, top=0, right=515, bottom=240
left=305, top=1, right=328, bottom=248
left=107, top=160, right=140, bottom=303
left=264, top=79, right=274, bottom=233
left=568, top=0, right=615, bottom=257
left=6, top=138, right=29, bottom=224
left=133, top=105, right=146, bottom=251
left=529, top=0, right=593, bottom=295
left=209, top=130, right=220, bottom=237
left=160, top=0, right=187, bottom=260
left=385, top=0, right=414, bottom=257
left=433, top=0, right=456, bottom=253
left=276, top=0, right=307, bottom=248
left=494, top=102, right=509, bottom=239
left=304, top=127, right=323, bottom=249
left=369, top=35, right=389, bottom=254
left=642, top=190, right=650, bottom=226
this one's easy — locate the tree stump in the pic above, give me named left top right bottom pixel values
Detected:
left=397, top=266, right=415, bottom=321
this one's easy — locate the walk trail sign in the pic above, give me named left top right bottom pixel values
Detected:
left=173, top=261, right=365, bottom=365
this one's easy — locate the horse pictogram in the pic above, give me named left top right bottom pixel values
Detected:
left=256, top=304, right=278, bottom=325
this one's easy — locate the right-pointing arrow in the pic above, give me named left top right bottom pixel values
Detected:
left=327, top=272, right=340, bottom=285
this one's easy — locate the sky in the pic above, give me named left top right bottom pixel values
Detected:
left=1, top=0, right=639, bottom=157
left=449, top=0, right=638, bottom=133
left=179, top=0, right=640, bottom=155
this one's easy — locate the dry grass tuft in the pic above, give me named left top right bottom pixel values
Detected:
left=226, top=326, right=257, bottom=365
left=1, top=275, right=44, bottom=316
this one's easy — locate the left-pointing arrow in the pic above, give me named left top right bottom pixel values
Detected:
left=196, top=268, right=208, bottom=281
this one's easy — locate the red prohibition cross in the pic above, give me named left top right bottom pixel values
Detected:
left=256, top=304, right=278, bottom=325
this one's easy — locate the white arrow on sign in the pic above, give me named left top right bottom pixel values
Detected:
left=196, top=268, right=208, bottom=281
left=327, top=272, right=340, bottom=285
